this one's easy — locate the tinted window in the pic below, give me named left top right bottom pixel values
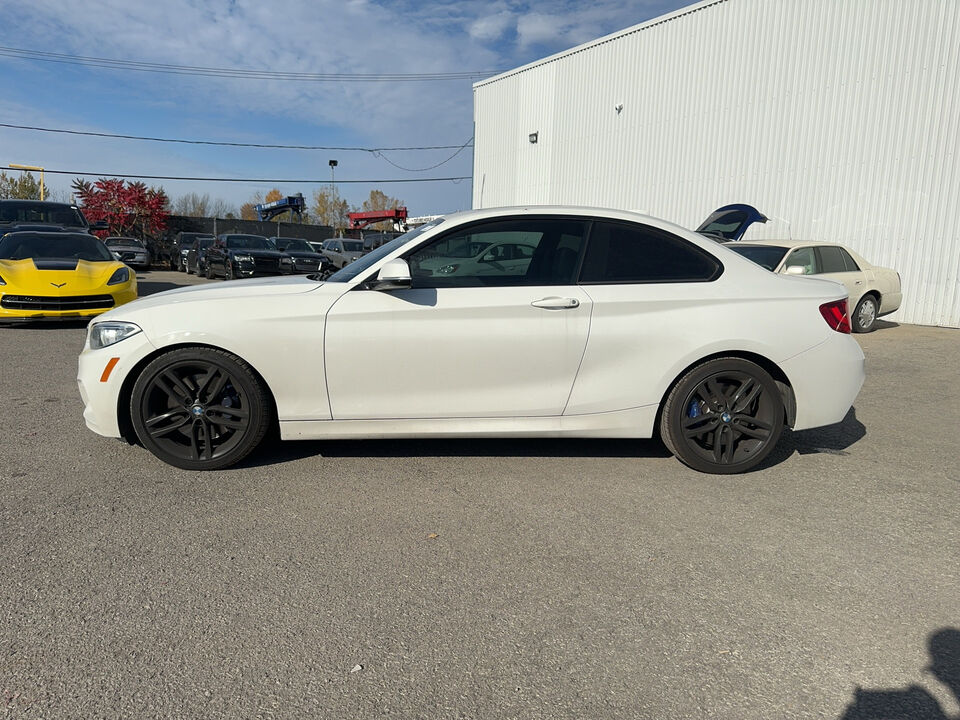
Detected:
left=405, top=218, right=587, bottom=288
left=840, top=248, right=860, bottom=272
left=0, top=233, right=113, bottom=261
left=698, top=210, right=746, bottom=240
left=343, top=241, right=363, bottom=252
left=817, top=246, right=850, bottom=274
left=784, top=247, right=819, bottom=274
left=580, top=222, right=721, bottom=283
left=0, top=201, right=87, bottom=227
left=224, top=235, right=271, bottom=250
left=281, top=239, right=312, bottom=252
left=727, top=245, right=788, bottom=271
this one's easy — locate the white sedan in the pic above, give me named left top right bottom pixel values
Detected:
left=78, top=206, right=865, bottom=474
left=725, top=239, right=902, bottom=333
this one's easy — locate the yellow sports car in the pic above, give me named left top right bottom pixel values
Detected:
left=0, top=231, right=137, bottom=322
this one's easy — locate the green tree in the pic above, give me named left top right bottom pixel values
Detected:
left=0, top=170, right=42, bottom=200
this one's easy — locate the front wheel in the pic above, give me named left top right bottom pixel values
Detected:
left=225, top=262, right=234, bottom=281
left=852, top=294, right=878, bottom=333
left=660, top=357, right=784, bottom=474
left=130, top=347, right=273, bottom=470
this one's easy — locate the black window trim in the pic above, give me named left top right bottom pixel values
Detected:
left=576, top=218, right=724, bottom=285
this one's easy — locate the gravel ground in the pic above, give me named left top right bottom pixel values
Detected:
left=1, top=270, right=957, bottom=719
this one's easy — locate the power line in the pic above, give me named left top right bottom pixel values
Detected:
left=372, top=137, right=474, bottom=172
left=0, top=166, right=470, bottom=185
left=0, top=122, right=473, bottom=152
left=0, top=45, right=496, bottom=82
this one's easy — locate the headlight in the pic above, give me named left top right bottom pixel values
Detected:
left=180, top=249, right=190, bottom=257
left=89, top=321, right=141, bottom=349
left=233, top=254, right=254, bottom=263
left=0, top=274, right=5, bottom=285
left=107, top=267, right=130, bottom=285
left=279, top=257, right=292, bottom=265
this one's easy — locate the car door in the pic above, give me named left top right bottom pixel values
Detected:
left=813, top=245, right=866, bottom=304
left=323, top=217, right=593, bottom=419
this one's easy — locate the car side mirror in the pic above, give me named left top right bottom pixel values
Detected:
left=785, top=265, right=806, bottom=275
left=367, top=258, right=412, bottom=291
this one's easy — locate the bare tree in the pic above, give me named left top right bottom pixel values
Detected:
left=209, top=198, right=236, bottom=219
left=172, top=192, right=210, bottom=217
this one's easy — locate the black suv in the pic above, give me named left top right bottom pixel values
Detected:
left=172, top=232, right=215, bottom=271
left=0, top=199, right=107, bottom=238
left=204, top=234, right=293, bottom=280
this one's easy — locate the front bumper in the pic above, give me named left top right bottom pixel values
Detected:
left=0, top=285, right=137, bottom=321
left=77, top=329, right=157, bottom=438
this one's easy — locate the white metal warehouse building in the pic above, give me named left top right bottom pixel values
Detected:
left=472, top=0, right=960, bottom=328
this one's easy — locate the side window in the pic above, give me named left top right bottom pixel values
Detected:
left=579, top=221, right=721, bottom=284
left=817, top=246, right=850, bottom=274
left=839, top=248, right=861, bottom=272
left=784, top=247, right=819, bottom=275
left=405, top=218, right=588, bottom=288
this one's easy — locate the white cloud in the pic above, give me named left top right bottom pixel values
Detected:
left=469, top=11, right=514, bottom=42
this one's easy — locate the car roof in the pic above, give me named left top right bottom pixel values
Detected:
left=731, top=239, right=846, bottom=249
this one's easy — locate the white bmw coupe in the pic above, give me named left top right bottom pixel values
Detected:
left=78, top=206, right=865, bottom=474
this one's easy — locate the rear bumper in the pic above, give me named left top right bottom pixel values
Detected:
left=781, top=332, right=865, bottom=430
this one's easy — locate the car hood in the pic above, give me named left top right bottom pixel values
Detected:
left=229, top=248, right=286, bottom=258
left=0, top=258, right=123, bottom=290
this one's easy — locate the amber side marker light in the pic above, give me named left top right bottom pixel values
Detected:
left=100, top=357, right=120, bottom=382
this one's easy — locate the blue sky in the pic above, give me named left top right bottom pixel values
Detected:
left=0, top=0, right=691, bottom=217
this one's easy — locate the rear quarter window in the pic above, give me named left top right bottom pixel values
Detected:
left=580, top=221, right=722, bottom=284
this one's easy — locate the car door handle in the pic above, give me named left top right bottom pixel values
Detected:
left=531, top=296, right=580, bottom=309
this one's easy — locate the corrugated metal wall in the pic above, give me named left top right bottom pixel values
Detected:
left=473, top=0, right=960, bottom=328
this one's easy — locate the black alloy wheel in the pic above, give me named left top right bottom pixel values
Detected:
left=852, top=294, right=878, bottom=333
left=660, top=357, right=784, bottom=474
left=130, top=348, right=272, bottom=470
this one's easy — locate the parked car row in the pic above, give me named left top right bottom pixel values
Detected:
left=178, top=233, right=336, bottom=280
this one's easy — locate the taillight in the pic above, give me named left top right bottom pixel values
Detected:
left=819, top=299, right=851, bottom=333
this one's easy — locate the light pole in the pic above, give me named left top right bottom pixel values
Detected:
left=9, top=163, right=44, bottom=200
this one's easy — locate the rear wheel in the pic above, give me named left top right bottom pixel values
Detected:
left=660, top=357, right=784, bottom=474
left=852, top=294, right=878, bottom=333
left=130, top=347, right=272, bottom=470
left=205, top=262, right=214, bottom=279
left=225, top=261, right=234, bottom=281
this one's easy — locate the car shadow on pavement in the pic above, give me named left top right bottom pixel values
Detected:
left=836, top=627, right=959, bottom=719
left=872, top=319, right=899, bottom=331
left=138, top=279, right=189, bottom=296
left=242, top=408, right=866, bottom=469
left=240, top=436, right=673, bottom=467
left=756, top=407, right=866, bottom=470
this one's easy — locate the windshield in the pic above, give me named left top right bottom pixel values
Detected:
left=726, top=245, right=788, bottom=271
left=197, top=238, right=215, bottom=249
left=225, top=235, right=271, bottom=250
left=106, top=238, right=144, bottom=247
left=324, top=218, right=445, bottom=283
left=342, top=241, right=363, bottom=252
left=0, top=232, right=114, bottom=262
left=0, top=201, right=87, bottom=227
left=281, top=239, right=312, bottom=252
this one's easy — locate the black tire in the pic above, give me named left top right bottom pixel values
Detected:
left=225, top=261, right=234, bottom=281
left=852, top=294, right=878, bottom=333
left=205, top=262, right=214, bottom=280
left=130, top=347, right=272, bottom=471
left=660, top=357, right=784, bottom=474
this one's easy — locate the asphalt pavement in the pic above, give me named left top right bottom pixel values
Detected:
left=1, top=270, right=957, bottom=718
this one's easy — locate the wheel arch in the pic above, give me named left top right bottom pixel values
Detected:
left=652, top=350, right=797, bottom=437
left=116, top=342, right=280, bottom=445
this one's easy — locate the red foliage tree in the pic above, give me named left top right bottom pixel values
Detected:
left=71, top=178, right=169, bottom=239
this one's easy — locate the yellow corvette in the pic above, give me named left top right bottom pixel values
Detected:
left=0, top=231, right=137, bottom=322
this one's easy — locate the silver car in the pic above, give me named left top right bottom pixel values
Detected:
left=320, top=238, right=364, bottom=268
left=104, top=237, right=150, bottom=269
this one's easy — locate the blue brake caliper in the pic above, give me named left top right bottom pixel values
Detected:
left=687, top=399, right=700, bottom=418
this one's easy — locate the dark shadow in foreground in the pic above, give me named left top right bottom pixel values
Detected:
left=239, top=407, right=865, bottom=470
left=839, top=627, right=959, bottom=719
left=754, top=407, right=866, bottom=471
